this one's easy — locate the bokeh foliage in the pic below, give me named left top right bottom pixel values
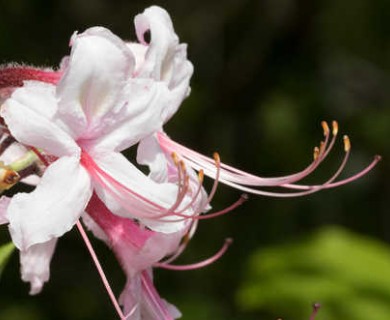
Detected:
left=238, top=226, right=390, bottom=320
left=0, top=0, right=389, bottom=319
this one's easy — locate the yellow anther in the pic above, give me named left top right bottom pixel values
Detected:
left=179, top=160, right=186, bottom=172
left=171, top=152, right=179, bottom=166
left=198, top=169, right=204, bottom=182
left=343, top=135, right=351, bottom=152
left=213, top=152, right=220, bottom=164
left=183, top=234, right=191, bottom=245
left=313, top=146, right=320, bottom=160
left=0, top=165, right=20, bottom=190
left=321, top=121, right=329, bottom=136
left=332, top=120, right=339, bottom=136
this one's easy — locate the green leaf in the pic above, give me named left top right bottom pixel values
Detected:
left=0, top=242, right=15, bottom=278
left=237, top=226, right=390, bottom=320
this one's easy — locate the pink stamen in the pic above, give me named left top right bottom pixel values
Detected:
left=157, top=122, right=380, bottom=198
left=175, top=170, right=205, bottom=214
left=156, top=238, right=232, bottom=271
left=309, top=303, right=321, bottom=320
left=76, top=220, right=126, bottom=320
left=157, top=121, right=339, bottom=187
left=81, top=151, right=209, bottom=223
left=196, top=194, right=248, bottom=220
left=282, top=135, right=351, bottom=190
left=81, top=152, right=168, bottom=217
left=159, top=221, right=199, bottom=265
left=141, top=271, right=174, bottom=320
left=206, top=153, right=221, bottom=202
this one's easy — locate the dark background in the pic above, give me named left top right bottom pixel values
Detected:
left=0, top=0, right=389, bottom=319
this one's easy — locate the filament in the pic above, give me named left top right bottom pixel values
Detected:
left=156, top=238, right=232, bottom=271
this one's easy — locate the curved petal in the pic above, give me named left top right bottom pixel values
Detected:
left=127, top=43, right=147, bottom=74
left=7, top=156, right=92, bottom=250
left=89, top=79, right=169, bottom=153
left=138, top=133, right=210, bottom=213
left=0, top=196, right=10, bottom=225
left=20, top=238, right=57, bottom=295
left=0, top=82, right=79, bottom=158
left=85, top=193, right=154, bottom=250
left=137, top=133, right=169, bottom=183
left=81, top=211, right=109, bottom=243
left=134, top=6, right=193, bottom=123
left=134, top=6, right=177, bottom=80
left=57, top=27, right=135, bottom=139
left=91, top=151, right=191, bottom=233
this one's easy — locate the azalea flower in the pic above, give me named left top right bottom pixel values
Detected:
left=0, top=5, right=380, bottom=320
left=0, top=5, right=205, bottom=297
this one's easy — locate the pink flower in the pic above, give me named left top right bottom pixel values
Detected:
left=84, top=193, right=185, bottom=319
left=0, top=5, right=380, bottom=320
left=0, top=7, right=202, bottom=297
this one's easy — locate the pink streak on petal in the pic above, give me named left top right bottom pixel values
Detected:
left=87, top=193, right=154, bottom=249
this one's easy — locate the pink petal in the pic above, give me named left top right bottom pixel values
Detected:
left=0, top=82, right=79, bottom=158
left=84, top=195, right=184, bottom=318
left=20, top=238, right=57, bottom=295
left=57, top=27, right=135, bottom=139
left=85, top=193, right=184, bottom=272
left=85, top=193, right=154, bottom=250
left=7, top=156, right=92, bottom=250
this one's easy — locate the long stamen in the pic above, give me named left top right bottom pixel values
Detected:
left=309, top=303, right=321, bottom=320
left=76, top=220, right=126, bottom=320
left=175, top=170, right=205, bottom=214
left=282, top=135, right=352, bottom=190
left=156, top=238, right=233, bottom=271
left=141, top=271, right=174, bottom=320
left=158, top=121, right=339, bottom=187
left=157, top=121, right=380, bottom=198
left=83, top=152, right=198, bottom=222
left=207, top=153, right=221, bottom=202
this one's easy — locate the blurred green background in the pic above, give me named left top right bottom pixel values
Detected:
left=0, top=0, right=389, bottom=319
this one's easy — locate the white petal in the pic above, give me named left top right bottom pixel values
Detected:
left=57, top=27, right=135, bottom=139
left=90, top=79, right=169, bottom=153
left=81, top=212, right=109, bottom=243
left=134, top=6, right=177, bottom=80
left=137, top=133, right=168, bottom=183
left=0, top=83, right=79, bottom=158
left=7, top=156, right=92, bottom=250
left=138, top=133, right=210, bottom=213
left=0, top=142, right=27, bottom=165
left=20, top=238, right=57, bottom=295
left=127, top=43, right=147, bottom=73
left=134, top=6, right=193, bottom=123
left=0, top=196, right=10, bottom=225
left=92, top=151, right=190, bottom=233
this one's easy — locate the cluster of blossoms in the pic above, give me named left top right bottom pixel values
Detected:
left=0, top=6, right=380, bottom=320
